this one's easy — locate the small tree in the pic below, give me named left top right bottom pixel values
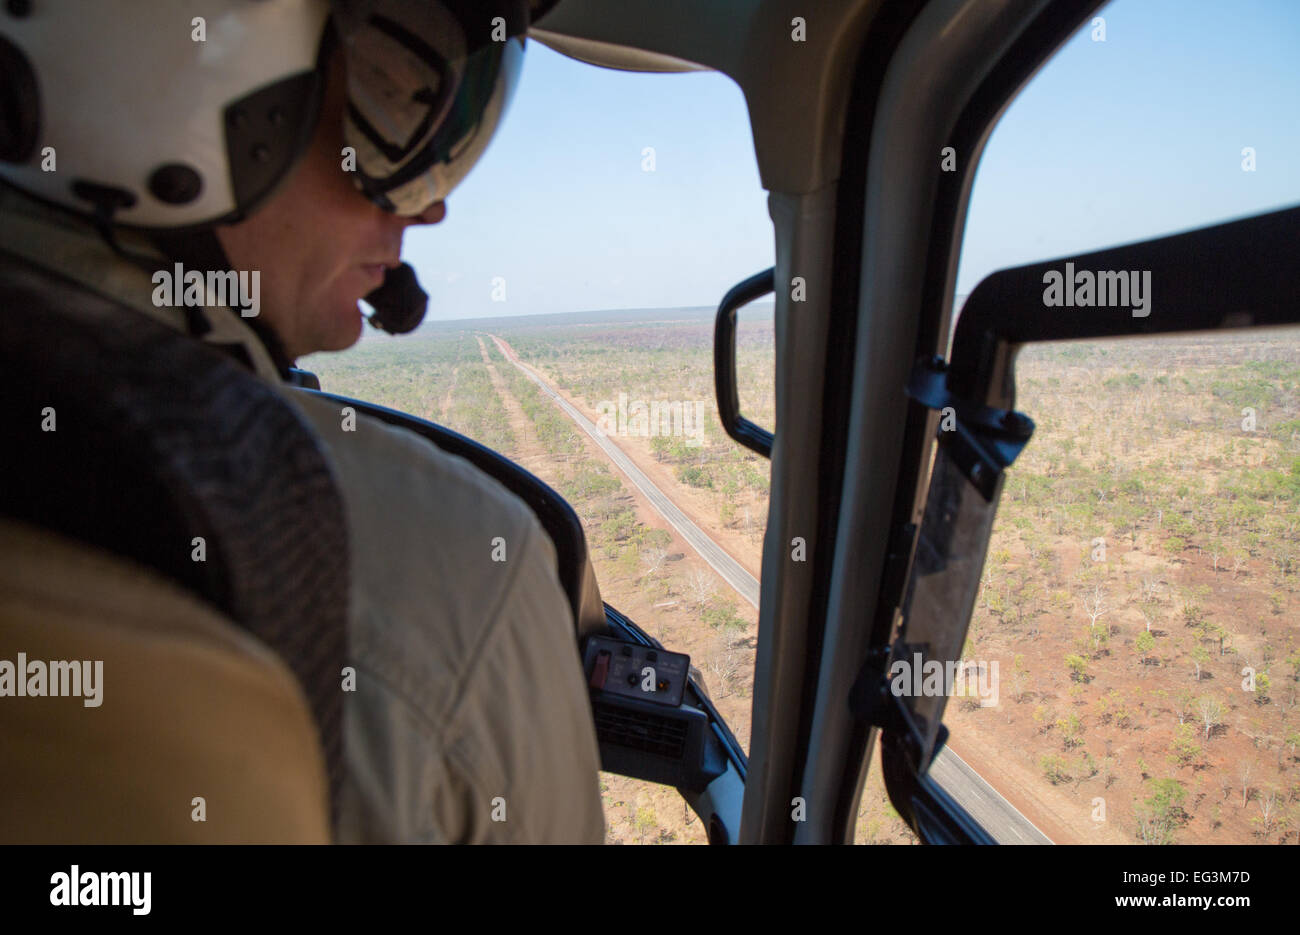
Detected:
left=1056, top=713, right=1084, bottom=749
left=1210, top=623, right=1230, bottom=656
left=641, top=546, right=670, bottom=578
left=1135, top=629, right=1156, bottom=663
left=1065, top=653, right=1089, bottom=683
left=1041, top=754, right=1071, bottom=784
left=1181, top=597, right=1205, bottom=628
left=1032, top=705, right=1053, bottom=734
left=1170, top=723, right=1201, bottom=767
left=704, top=651, right=739, bottom=700
left=1009, top=579, right=1041, bottom=629
left=1089, top=621, right=1110, bottom=655
left=1081, top=585, right=1107, bottom=629
left=642, top=527, right=673, bottom=550
left=701, top=597, right=744, bottom=633
left=1010, top=654, right=1030, bottom=702
left=1253, top=788, right=1280, bottom=839
left=1197, top=696, right=1223, bottom=740
left=685, top=566, right=717, bottom=608
left=1255, top=671, right=1273, bottom=706
left=1191, top=645, right=1210, bottom=682
left=1135, top=779, right=1186, bottom=845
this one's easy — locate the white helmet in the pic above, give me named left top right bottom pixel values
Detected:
left=0, top=0, right=540, bottom=231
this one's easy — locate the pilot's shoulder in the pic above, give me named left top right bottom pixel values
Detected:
left=278, top=385, right=564, bottom=642
left=283, top=388, right=543, bottom=543
left=279, top=388, right=568, bottom=718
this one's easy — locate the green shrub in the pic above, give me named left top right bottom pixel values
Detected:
left=677, top=464, right=714, bottom=488
left=642, top=527, right=673, bottom=550
left=1056, top=713, right=1084, bottom=749
left=701, top=597, right=745, bottom=632
left=600, top=509, right=636, bottom=542
left=1170, top=723, right=1200, bottom=766
left=1041, top=754, right=1072, bottom=784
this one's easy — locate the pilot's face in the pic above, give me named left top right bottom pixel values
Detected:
left=215, top=53, right=444, bottom=361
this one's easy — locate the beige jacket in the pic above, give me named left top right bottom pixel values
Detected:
left=0, top=190, right=605, bottom=844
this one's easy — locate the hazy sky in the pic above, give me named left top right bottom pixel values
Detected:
left=399, top=0, right=1300, bottom=322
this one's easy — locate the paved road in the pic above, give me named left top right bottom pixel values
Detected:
left=928, top=747, right=1052, bottom=844
left=489, top=335, right=759, bottom=606
left=490, top=334, right=1051, bottom=845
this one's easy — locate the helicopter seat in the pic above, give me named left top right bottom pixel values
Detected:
left=0, top=254, right=346, bottom=842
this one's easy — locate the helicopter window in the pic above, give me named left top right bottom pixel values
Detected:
left=926, top=0, right=1300, bottom=845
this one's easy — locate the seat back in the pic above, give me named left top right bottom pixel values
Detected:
left=0, top=253, right=350, bottom=839
left=0, top=518, right=331, bottom=843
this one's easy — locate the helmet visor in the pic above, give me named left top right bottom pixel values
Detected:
left=337, top=3, right=525, bottom=216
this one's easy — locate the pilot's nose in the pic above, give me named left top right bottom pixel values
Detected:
left=409, top=201, right=447, bottom=225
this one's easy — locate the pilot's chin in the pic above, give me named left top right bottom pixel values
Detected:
left=344, top=304, right=366, bottom=346
left=325, top=302, right=366, bottom=351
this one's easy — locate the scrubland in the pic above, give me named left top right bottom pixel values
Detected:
left=307, top=318, right=1299, bottom=845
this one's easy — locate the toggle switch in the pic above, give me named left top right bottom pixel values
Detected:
left=589, top=650, right=611, bottom=690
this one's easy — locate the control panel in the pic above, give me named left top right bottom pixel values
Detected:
left=583, top=635, right=689, bottom=708
left=581, top=626, right=727, bottom=792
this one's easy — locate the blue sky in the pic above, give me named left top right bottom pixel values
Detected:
left=398, top=0, right=1300, bottom=322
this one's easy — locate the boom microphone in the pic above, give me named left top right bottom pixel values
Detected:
left=363, top=262, right=428, bottom=334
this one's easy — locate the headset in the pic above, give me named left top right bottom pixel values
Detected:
left=0, top=0, right=556, bottom=334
